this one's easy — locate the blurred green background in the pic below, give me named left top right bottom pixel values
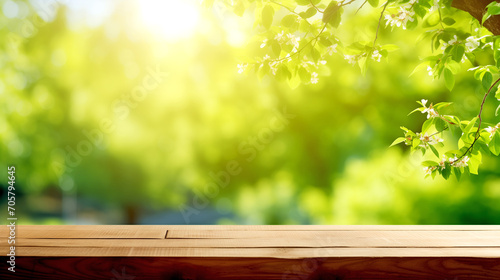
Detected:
left=1, top=0, right=499, bottom=225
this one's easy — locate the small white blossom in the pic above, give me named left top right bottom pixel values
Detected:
left=452, top=156, right=469, bottom=168
left=260, top=39, right=268, bottom=48
left=237, top=63, right=247, bottom=74
left=427, top=66, right=434, bottom=76
left=438, top=155, right=447, bottom=170
left=422, top=106, right=439, bottom=119
left=371, top=50, right=382, bottom=62
left=344, top=54, right=358, bottom=65
left=274, top=31, right=285, bottom=43
left=310, top=72, right=319, bottom=84
left=286, top=33, right=300, bottom=51
left=423, top=166, right=437, bottom=176
left=269, top=61, right=279, bottom=75
left=326, top=44, right=338, bottom=55
left=448, top=35, right=459, bottom=45
left=421, top=99, right=428, bottom=107
left=485, top=123, right=500, bottom=138
left=386, top=5, right=415, bottom=30
left=465, top=36, right=480, bottom=52
left=419, top=133, right=444, bottom=147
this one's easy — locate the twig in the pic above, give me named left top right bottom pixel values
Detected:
left=453, top=76, right=500, bottom=161
left=340, top=0, right=357, bottom=7
left=437, top=7, right=445, bottom=30
left=372, top=1, right=389, bottom=48
left=309, top=0, right=324, bottom=13
left=355, top=0, right=368, bottom=15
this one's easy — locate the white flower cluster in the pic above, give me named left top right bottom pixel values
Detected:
left=260, top=31, right=301, bottom=53
left=441, top=35, right=459, bottom=50
left=301, top=58, right=326, bottom=84
left=344, top=50, right=381, bottom=66
left=424, top=154, right=470, bottom=175
left=385, top=0, right=417, bottom=30
left=326, top=44, right=338, bottom=56
left=237, top=63, right=247, bottom=74
left=485, top=123, right=500, bottom=139
left=464, top=36, right=480, bottom=53
left=371, top=50, right=382, bottom=62
left=421, top=99, right=439, bottom=119
left=344, top=54, right=359, bottom=65
left=427, top=66, right=434, bottom=76
left=418, top=132, right=444, bottom=148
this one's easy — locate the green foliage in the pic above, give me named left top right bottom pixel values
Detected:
left=224, top=0, right=500, bottom=180
left=4, top=0, right=500, bottom=225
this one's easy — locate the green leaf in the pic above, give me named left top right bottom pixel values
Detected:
left=422, top=160, right=438, bottom=166
left=434, top=102, right=452, bottom=110
left=429, top=145, right=440, bottom=158
left=298, top=67, right=310, bottom=83
left=381, top=44, right=399, bottom=52
left=496, top=104, right=500, bottom=116
left=442, top=17, right=455, bottom=26
left=451, top=45, right=465, bottom=62
left=412, top=138, right=421, bottom=148
left=435, top=118, right=446, bottom=132
left=300, top=7, right=317, bottom=19
left=271, top=40, right=281, bottom=56
left=490, top=131, right=500, bottom=156
left=295, top=0, right=310, bottom=5
left=454, top=167, right=461, bottom=181
left=390, top=137, right=406, bottom=147
left=483, top=2, right=500, bottom=23
left=281, top=15, right=299, bottom=28
left=322, top=1, right=342, bottom=28
left=367, top=0, right=379, bottom=8
left=442, top=164, right=451, bottom=180
left=276, top=65, right=291, bottom=81
left=482, top=71, right=493, bottom=92
left=258, top=63, right=270, bottom=79
left=463, top=117, right=478, bottom=134
left=422, top=118, right=434, bottom=133
left=262, top=5, right=274, bottom=29
left=468, top=153, right=481, bottom=175
left=443, top=68, right=454, bottom=91
left=413, top=5, right=426, bottom=18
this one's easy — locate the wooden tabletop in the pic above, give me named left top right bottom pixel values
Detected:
left=1, top=225, right=500, bottom=279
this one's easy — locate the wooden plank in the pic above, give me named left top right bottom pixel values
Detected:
left=1, top=257, right=500, bottom=280
left=160, top=225, right=500, bottom=231
left=1, top=229, right=167, bottom=239
left=166, top=229, right=500, bottom=239
left=2, top=246, right=500, bottom=258
left=7, top=236, right=500, bottom=248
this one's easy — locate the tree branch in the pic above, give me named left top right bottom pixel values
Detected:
left=454, top=76, right=500, bottom=161
left=451, top=0, right=500, bottom=35
left=373, top=1, right=389, bottom=48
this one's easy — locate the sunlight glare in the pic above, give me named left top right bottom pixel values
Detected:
left=137, top=0, right=200, bottom=41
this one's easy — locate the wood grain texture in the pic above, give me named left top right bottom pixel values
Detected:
left=1, top=225, right=500, bottom=279
left=1, top=257, right=499, bottom=280
left=8, top=235, right=500, bottom=248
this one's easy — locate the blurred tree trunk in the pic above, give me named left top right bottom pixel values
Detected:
left=125, top=205, right=138, bottom=224
left=452, top=0, right=500, bottom=35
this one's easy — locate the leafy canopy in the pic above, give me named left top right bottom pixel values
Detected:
left=209, top=0, right=500, bottom=180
